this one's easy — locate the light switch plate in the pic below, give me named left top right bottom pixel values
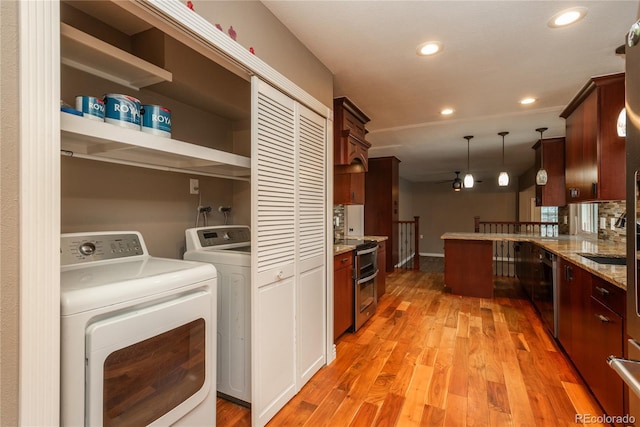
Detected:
left=600, top=217, right=606, bottom=229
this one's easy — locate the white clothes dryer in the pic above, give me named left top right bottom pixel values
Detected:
left=60, top=231, right=217, bottom=426
left=184, top=225, right=251, bottom=406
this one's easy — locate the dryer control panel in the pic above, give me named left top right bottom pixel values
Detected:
left=60, top=232, right=145, bottom=266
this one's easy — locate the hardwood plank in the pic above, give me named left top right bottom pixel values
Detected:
left=448, top=337, right=469, bottom=397
left=487, top=380, right=510, bottom=414
left=374, top=393, right=405, bottom=427
left=397, top=364, right=433, bottom=424
left=349, top=401, right=379, bottom=427
left=442, top=392, right=467, bottom=427
left=561, top=381, right=607, bottom=427
left=419, top=404, right=446, bottom=427
left=302, top=387, right=348, bottom=427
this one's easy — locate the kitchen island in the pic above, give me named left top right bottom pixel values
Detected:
left=441, top=232, right=627, bottom=295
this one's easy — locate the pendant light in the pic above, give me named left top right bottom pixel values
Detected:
left=463, top=135, right=474, bottom=188
left=498, top=131, right=509, bottom=186
left=535, top=127, right=548, bottom=186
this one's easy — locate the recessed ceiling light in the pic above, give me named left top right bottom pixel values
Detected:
left=417, top=41, right=442, bottom=56
left=519, top=97, right=536, bottom=105
left=548, top=7, right=588, bottom=28
left=440, top=108, right=454, bottom=115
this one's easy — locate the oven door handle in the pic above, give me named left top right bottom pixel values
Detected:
left=356, top=246, right=377, bottom=256
left=608, top=356, right=640, bottom=398
left=357, top=269, right=378, bottom=285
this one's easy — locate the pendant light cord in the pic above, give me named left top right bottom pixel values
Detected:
left=498, top=131, right=508, bottom=166
left=536, top=127, right=548, bottom=168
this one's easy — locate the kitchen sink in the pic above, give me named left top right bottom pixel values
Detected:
left=578, top=253, right=627, bottom=266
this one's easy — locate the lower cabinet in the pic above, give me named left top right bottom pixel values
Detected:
left=334, top=252, right=354, bottom=341
left=558, top=258, right=591, bottom=375
left=587, top=276, right=626, bottom=421
left=376, top=241, right=386, bottom=298
left=587, top=297, right=624, bottom=418
left=558, top=258, right=627, bottom=423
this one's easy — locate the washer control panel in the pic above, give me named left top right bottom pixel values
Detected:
left=197, top=226, right=250, bottom=248
left=60, top=232, right=145, bottom=266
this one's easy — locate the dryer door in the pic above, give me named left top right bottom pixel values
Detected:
left=85, top=290, right=212, bottom=427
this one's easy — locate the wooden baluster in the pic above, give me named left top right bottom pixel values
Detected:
left=413, top=216, right=420, bottom=270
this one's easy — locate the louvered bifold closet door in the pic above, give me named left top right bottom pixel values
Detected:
left=251, top=78, right=297, bottom=427
left=296, top=104, right=327, bottom=386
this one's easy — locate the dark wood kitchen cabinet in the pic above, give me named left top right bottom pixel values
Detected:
left=334, top=97, right=371, bottom=170
left=558, top=258, right=627, bottom=422
left=333, top=252, right=354, bottom=341
left=365, top=157, right=400, bottom=272
left=334, top=97, right=371, bottom=205
left=334, top=168, right=365, bottom=205
left=587, top=276, right=626, bottom=422
left=558, top=257, right=591, bottom=375
left=532, top=137, right=566, bottom=206
left=560, top=73, right=625, bottom=202
left=376, top=240, right=386, bottom=297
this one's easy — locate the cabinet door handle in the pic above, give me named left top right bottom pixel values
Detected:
left=596, top=314, right=611, bottom=323
left=595, top=286, right=610, bottom=297
left=341, top=257, right=349, bottom=263
left=565, top=266, right=573, bottom=282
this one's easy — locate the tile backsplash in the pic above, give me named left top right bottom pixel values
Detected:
left=559, top=201, right=626, bottom=242
left=598, top=200, right=626, bottom=242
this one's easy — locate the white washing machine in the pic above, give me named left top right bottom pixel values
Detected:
left=184, top=225, right=251, bottom=406
left=60, top=231, right=217, bottom=426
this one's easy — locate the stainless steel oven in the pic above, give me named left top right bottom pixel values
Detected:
left=353, top=241, right=378, bottom=331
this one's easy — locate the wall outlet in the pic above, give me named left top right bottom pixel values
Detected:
left=190, top=178, right=199, bottom=194
left=600, top=217, right=606, bottom=229
left=610, top=217, right=616, bottom=230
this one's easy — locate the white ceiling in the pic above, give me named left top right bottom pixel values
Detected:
left=262, top=0, right=638, bottom=185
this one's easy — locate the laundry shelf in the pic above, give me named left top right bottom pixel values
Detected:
left=61, top=23, right=173, bottom=91
left=61, top=112, right=251, bottom=181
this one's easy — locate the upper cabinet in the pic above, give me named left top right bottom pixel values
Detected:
left=561, top=73, right=625, bottom=202
left=532, top=137, right=566, bottom=206
left=333, top=97, right=371, bottom=205
left=333, top=97, right=371, bottom=170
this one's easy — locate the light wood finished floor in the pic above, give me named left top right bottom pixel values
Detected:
left=216, top=264, right=608, bottom=426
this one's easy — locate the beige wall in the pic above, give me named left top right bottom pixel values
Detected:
left=192, top=0, right=333, bottom=107
left=61, top=157, right=238, bottom=258
left=1, top=0, right=19, bottom=424
left=412, top=183, right=517, bottom=255
left=398, top=177, right=414, bottom=222
left=519, top=185, right=537, bottom=222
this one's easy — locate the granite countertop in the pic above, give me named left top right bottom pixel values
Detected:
left=441, top=232, right=627, bottom=290
left=333, top=235, right=388, bottom=256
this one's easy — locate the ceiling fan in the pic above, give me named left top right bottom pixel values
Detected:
left=436, top=171, right=482, bottom=191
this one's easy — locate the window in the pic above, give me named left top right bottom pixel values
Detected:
left=541, top=206, right=558, bottom=236
left=578, top=203, right=598, bottom=234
